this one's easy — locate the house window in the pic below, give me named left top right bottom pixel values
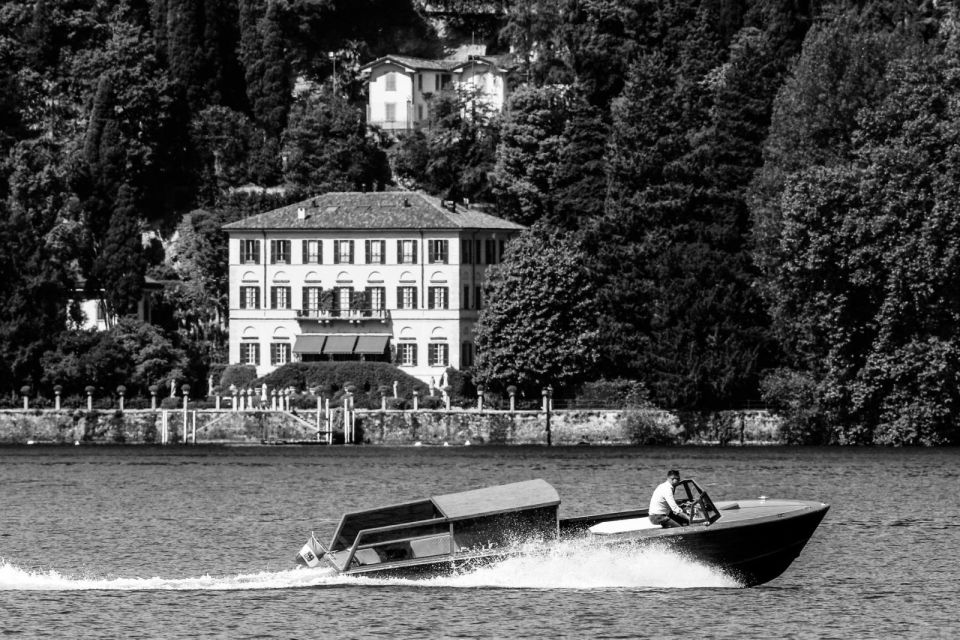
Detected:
left=485, top=239, right=497, bottom=265
left=417, top=74, right=422, bottom=91
left=399, top=343, right=417, bottom=366
left=240, top=286, right=260, bottom=309
left=333, top=240, right=354, bottom=264
left=463, top=285, right=470, bottom=309
left=418, top=104, right=423, bottom=120
left=385, top=72, right=396, bottom=92
left=461, top=239, right=473, bottom=264
left=398, top=239, right=418, bottom=264
left=499, top=239, right=506, bottom=261
left=366, top=287, right=386, bottom=310
left=303, top=240, right=322, bottom=264
left=436, top=73, right=451, bottom=91
left=475, top=286, right=482, bottom=311
left=270, top=240, right=290, bottom=264
left=428, top=286, right=448, bottom=310
left=271, top=342, right=291, bottom=366
left=385, top=102, right=396, bottom=122
left=428, top=240, right=448, bottom=264
left=365, top=240, right=386, bottom=264
left=303, top=286, right=322, bottom=312
left=270, top=286, right=291, bottom=309
left=240, top=239, right=260, bottom=264
left=461, top=342, right=473, bottom=367
left=334, top=287, right=352, bottom=314
left=475, top=239, right=481, bottom=264
left=397, top=286, right=418, bottom=309
left=96, top=301, right=107, bottom=321
left=428, top=343, right=449, bottom=367
left=240, top=342, right=260, bottom=366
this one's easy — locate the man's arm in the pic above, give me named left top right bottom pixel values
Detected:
left=664, top=487, right=682, bottom=515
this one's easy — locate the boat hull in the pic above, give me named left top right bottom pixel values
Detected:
left=332, top=501, right=828, bottom=587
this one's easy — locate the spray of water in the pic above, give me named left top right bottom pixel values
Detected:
left=0, top=538, right=740, bottom=592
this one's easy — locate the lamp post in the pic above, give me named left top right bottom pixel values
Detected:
left=543, top=385, right=553, bottom=446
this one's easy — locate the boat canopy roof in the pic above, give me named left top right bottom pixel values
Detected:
left=327, top=479, right=560, bottom=551
left=432, top=479, right=559, bottom=520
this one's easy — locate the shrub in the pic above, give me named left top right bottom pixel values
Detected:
left=220, top=364, right=258, bottom=390
left=444, top=367, right=475, bottom=405
left=625, top=409, right=679, bottom=445
left=419, top=395, right=444, bottom=410
left=573, top=379, right=650, bottom=409
left=160, top=397, right=180, bottom=410
left=760, top=368, right=831, bottom=445
left=253, top=362, right=429, bottom=401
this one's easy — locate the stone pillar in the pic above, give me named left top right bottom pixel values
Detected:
left=85, top=385, right=95, bottom=411
left=54, top=385, right=62, bottom=411
left=412, top=390, right=419, bottom=411
left=181, top=384, right=191, bottom=444
left=117, top=385, right=126, bottom=412
left=149, top=385, right=158, bottom=411
left=476, top=385, right=484, bottom=412
left=507, top=385, right=517, bottom=412
left=20, top=385, right=30, bottom=410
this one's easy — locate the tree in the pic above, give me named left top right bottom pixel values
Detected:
left=771, top=30, right=960, bottom=444
left=281, top=94, right=390, bottom=192
left=474, top=224, right=601, bottom=395
left=92, top=183, right=146, bottom=320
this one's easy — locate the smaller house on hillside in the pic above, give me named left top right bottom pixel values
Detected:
left=361, top=45, right=514, bottom=131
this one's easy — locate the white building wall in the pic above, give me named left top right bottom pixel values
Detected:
left=367, top=64, right=414, bottom=129
left=227, top=228, right=512, bottom=385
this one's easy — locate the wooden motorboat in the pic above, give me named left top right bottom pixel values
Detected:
left=295, top=478, right=828, bottom=587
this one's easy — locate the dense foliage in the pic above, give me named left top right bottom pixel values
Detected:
left=4, top=0, right=960, bottom=444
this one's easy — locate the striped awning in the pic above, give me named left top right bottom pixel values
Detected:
left=323, top=335, right=358, bottom=354
left=292, top=335, right=326, bottom=354
left=355, top=335, right=390, bottom=354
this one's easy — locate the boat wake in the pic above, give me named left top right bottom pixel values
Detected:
left=0, top=541, right=740, bottom=592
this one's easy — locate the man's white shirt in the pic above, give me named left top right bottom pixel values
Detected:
left=649, top=480, right=681, bottom=516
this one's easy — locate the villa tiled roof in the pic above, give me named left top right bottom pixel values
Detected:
left=361, top=54, right=516, bottom=73
left=222, top=191, right=526, bottom=232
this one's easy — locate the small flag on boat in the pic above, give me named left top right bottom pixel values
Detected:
left=297, top=534, right=324, bottom=568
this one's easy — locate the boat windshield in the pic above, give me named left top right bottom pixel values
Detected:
left=675, top=479, right=722, bottom=525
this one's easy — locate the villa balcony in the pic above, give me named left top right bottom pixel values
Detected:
left=296, top=308, right=391, bottom=325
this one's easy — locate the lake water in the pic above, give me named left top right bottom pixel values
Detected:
left=1, top=445, right=957, bottom=639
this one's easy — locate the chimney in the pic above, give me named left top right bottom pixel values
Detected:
left=297, top=206, right=306, bottom=220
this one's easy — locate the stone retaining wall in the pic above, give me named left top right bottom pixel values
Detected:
left=0, top=408, right=781, bottom=445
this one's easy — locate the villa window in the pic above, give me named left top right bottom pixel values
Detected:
left=270, top=342, right=291, bottom=366
left=428, top=286, right=448, bottom=310
left=463, top=285, right=470, bottom=309
left=428, top=343, right=449, bottom=367
left=303, top=240, right=322, bottom=264
left=365, top=240, right=386, bottom=264
left=303, top=287, right=321, bottom=312
left=270, top=286, right=291, bottom=310
left=428, top=240, right=448, bottom=264
left=270, top=240, right=290, bottom=264
left=461, top=239, right=473, bottom=264
left=399, top=343, right=417, bottom=366
left=240, top=286, right=260, bottom=309
left=385, top=72, right=396, bottom=92
left=385, top=102, right=396, bottom=122
left=240, top=239, right=260, bottom=264
left=398, top=239, right=418, bottom=264
left=334, top=287, right=352, bottom=314
left=461, top=342, right=473, bottom=367
left=240, top=342, right=260, bottom=366
left=333, top=240, right=354, bottom=264
left=397, top=286, right=418, bottom=309
left=366, top=287, right=386, bottom=310
left=485, top=239, right=497, bottom=265
left=475, top=285, right=482, bottom=311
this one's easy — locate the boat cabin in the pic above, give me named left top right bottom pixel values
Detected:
left=321, top=479, right=560, bottom=571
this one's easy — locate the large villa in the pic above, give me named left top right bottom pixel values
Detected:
left=223, top=191, right=524, bottom=385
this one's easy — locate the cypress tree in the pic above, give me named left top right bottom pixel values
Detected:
left=94, top=183, right=146, bottom=319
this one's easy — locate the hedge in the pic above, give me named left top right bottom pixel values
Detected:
left=252, top=362, right=430, bottom=409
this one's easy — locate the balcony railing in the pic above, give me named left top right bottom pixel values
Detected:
left=296, top=308, right=391, bottom=322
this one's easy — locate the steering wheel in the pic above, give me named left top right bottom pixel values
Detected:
left=682, top=498, right=700, bottom=523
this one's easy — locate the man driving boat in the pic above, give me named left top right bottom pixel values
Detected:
left=649, top=469, right=690, bottom=528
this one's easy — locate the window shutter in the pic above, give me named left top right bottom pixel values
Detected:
left=443, top=287, right=449, bottom=309
left=379, top=240, right=386, bottom=264
left=396, top=240, right=402, bottom=263
left=412, top=287, right=418, bottom=309
left=333, top=240, right=340, bottom=264
left=239, top=288, right=246, bottom=309
left=301, top=240, right=308, bottom=264
left=412, top=344, right=418, bottom=366
left=349, top=240, right=355, bottom=264
left=270, top=287, right=277, bottom=309
left=412, top=240, right=418, bottom=264
left=365, top=240, right=371, bottom=264
left=396, top=287, right=403, bottom=309
left=428, top=287, right=434, bottom=308
left=255, top=288, right=261, bottom=309
left=254, top=344, right=260, bottom=366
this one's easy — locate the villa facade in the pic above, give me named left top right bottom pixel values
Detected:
left=361, top=46, right=513, bottom=131
left=223, top=191, right=524, bottom=384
